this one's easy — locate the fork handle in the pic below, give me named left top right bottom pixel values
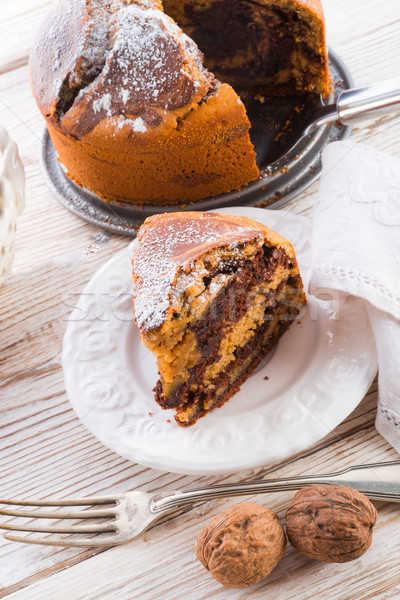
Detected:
left=337, top=77, right=400, bottom=126
left=151, top=461, right=400, bottom=513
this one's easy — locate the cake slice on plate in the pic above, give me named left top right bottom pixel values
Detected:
left=132, top=211, right=307, bottom=426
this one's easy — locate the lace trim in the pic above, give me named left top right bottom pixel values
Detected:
left=312, top=265, right=400, bottom=304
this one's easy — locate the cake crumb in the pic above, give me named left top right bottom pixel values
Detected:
left=264, top=375, right=269, bottom=381
left=83, top=244, right=99, bottom=256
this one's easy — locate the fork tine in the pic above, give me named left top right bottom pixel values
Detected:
left=0, top=496, right=117, bottom=507
left=0, top=522, right=116, bottom=534
left=0, top=508, right=115, bottom=519
left=3, top=533, right=121, bottom=548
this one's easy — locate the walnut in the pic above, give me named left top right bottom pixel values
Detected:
left=196, top=502, right=286, bottom=588
left=285, top=484, right=377, bottom=563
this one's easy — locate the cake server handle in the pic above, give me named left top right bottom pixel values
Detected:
left=151, top=461, right=400, bottom=511
left=337, top=77, right=400, bottom=126
left=303, top=78, right=400, bottom=136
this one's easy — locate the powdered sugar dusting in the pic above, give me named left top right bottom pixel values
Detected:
left=135, top=0, right=160, bottom=8
left=116, top=115, right=147, bottom=132
left=98, top=6, right=204, bottom=109
left=80, top=0, right=123, bottom=81
left=120, top=89, right=130, bottom=104
left=33, top=0, right=85, bottom=99
left=52, top=46, right=62, bottom=71
left=132, top=213, right=264, bottom=331
left=93, top=92, right=112, bottom=115
left=130, top=117, right=147, bottom=132
left=33, top=0, right=212, bottom=137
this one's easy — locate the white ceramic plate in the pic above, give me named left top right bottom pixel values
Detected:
left=62, top=207, right=378, bottom=475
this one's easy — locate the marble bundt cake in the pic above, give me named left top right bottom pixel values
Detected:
left=30, top=0, right=329, bottom=205
left=132, top=211, right=307, bottom=425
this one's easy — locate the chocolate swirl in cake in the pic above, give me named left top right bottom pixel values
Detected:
left=132, top=212, right=307, bottom=425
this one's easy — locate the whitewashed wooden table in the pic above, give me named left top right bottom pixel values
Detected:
left=1, top=1, right=400, bottom=598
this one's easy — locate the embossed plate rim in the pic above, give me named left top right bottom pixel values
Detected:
left=62, top=208, right=378, bottom=475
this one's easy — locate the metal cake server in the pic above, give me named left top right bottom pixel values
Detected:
left=2, top=460, right=400, bottom=548
left=243, top=75, right=400, bottom=167
left=298, top=77, right=400, bottom=144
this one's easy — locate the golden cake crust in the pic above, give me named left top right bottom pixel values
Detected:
left=132, top=211, right=298, bottom=333
left=45, top=83, right=259, bottom=203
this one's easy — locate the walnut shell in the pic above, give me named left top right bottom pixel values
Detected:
left=285, top=484, right=377, bottom=563
left=196, top=502, right=286, bottom=588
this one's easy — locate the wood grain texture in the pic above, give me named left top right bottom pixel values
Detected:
left=1, top=0, right=400, bottom=598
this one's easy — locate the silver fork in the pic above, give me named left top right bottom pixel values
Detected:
left=2, top=460, right=400, bottom=548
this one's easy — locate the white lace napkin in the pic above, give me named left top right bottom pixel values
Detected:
left=309, top=140, right=400, bottom=453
